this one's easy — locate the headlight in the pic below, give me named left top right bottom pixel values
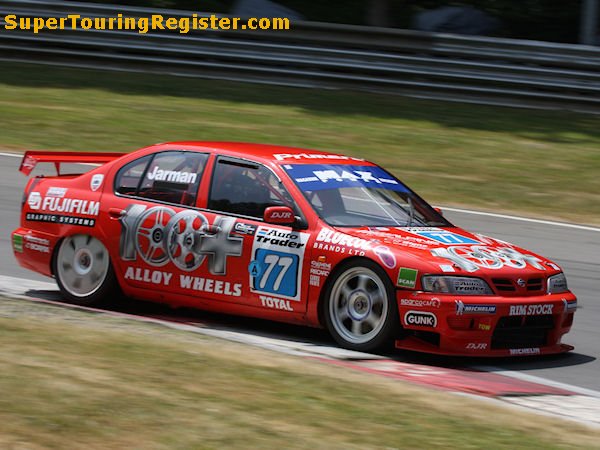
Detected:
left=421, top=276, right=493, bottom=295
left=548, top=273, right=568, bottom=294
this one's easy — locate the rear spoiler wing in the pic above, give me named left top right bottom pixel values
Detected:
left=19, top=151, right=126, bottom=176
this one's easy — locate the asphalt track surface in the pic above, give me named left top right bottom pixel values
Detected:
left=1, top=153, right=599, bottom=393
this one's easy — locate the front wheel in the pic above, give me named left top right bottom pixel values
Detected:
left=323, top=260, right=399, bottom=352
left=54, top=234, right=118, bottom=306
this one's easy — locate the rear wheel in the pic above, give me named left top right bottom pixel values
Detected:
left=54, top=234, right=118, bottom=306
left=323, top=260, right=398, bottom=352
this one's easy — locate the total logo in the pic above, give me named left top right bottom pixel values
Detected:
left=404, top=311, right=437, bottom=328
left=509, top=304, right=554, bottom=316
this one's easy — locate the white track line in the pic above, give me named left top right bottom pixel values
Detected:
left=3, top=150, right=598, bottom=231
left=440, top=206, right=600, bottom=232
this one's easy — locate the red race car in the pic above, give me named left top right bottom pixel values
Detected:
left=12, top=142, right=576, bottom=356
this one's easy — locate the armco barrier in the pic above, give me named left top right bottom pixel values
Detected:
left=1, top=0, right=599, bottom=112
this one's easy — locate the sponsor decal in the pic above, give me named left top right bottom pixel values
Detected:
left=374, top=245, right=396, bottom=269
left=509, top=304, right=554, bottom=316
left=124, top=267, right=173, bottom=286
left=249, top=226, right=309, bottom=301
left=547, top=262, right=561, bottom=271
left=509, top=348, right=541, bottom=356
left=400, top=298, right=441, bottom=308
left=12, top=234, right=23, bottom=253
left=404, top=227, right=479, bottom=245
left=24, top=235, right=50, bottom=253
left=563, top=298, right=577, bottom=312
left=46, top=187, right=67, bottom=198
left=455, top=301, right=496, bottom=315
left=119, top=205, right=243, bottom=275
left=26, top=213, right=96, bottom=227
left=256, top=227, right=305, bottom=249
left=284, top=164, right=409, bottom=193
left=146, top=166, right=197, bottom=183
left=270, top=210, right=293, bottom=220
left=431, top=245, right=546, bottom=272
left=477, top=321, right=492, bottom=331
left=404, top=311, right=437, bottom=328
left=274, top=153, right=363, bottom=161
left=28, top=194, right=100, bottom=216
left=123, top=266, right=242, bottom=297
left=397, top=267, right=418, bottom=288
left=233, top=222, right=257, bottom=236
left=310, top=260, right=331, bottom=277
left=259, top=295, right=294, bottom=311
left=439, top=264, right=455, bottom=273
left=90, top=174, right=104, bottom=191
left=466, top=343, right=487, bottom=350
left=309, top=261, right=331, bottom=288
left=309, top=275, right=320, bottom=287
left=314, top=228, right=372, bottom=255
left=21, top=154, right=36, bottom=172
left=179, top=274, right=242, bottom=297
left=27, top=192, right=42, bottom=210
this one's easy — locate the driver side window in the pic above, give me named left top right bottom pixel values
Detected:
left=208, top=157, right=295, bottom=219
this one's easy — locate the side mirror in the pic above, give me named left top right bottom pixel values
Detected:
left=434, top=207, right=444, bottom=216
left=263, top=206, right=295, bottom=225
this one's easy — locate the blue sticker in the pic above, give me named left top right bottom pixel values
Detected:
left=251, top=249, right=300, bottom=298
left=414, top=230, right=479, bottom=245
left=284, top=164, right=409, bottom=192
left=248, top=261, right=261, bottom=277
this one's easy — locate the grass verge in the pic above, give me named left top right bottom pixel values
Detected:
left=0, top=63, right=599, bottom=224
left=1, top=297, right=599, bottom=449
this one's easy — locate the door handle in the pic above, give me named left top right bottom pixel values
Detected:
left=202, top=225, right=221, bottom=235
left=108, top=208, right=125, bottom=219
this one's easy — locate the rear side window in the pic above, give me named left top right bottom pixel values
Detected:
left=115, top=155, right=152, bottom=196
left=115, top=151, right=208, bottom=207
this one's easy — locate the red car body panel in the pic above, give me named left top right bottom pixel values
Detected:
left=12, top=142, right=576, bottom=356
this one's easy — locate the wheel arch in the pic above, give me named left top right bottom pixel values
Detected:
left=316, top=255, right=396, bottom=328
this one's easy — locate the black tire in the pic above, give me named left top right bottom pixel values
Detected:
left=322, top=259, right=399, bottom=352
left=53, top=234, right=119, bottom=306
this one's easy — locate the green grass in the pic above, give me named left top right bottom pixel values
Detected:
left=1, top=63, right=599, bottom=224
left=1, top=297, right=599, bottom=449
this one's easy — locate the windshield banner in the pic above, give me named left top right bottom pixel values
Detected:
left=284, top=164, right=409, bottom=192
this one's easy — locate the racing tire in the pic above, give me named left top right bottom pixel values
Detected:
left=323, top=259, right=399, bottom=352
left=53, top=234, right=119, bottom=306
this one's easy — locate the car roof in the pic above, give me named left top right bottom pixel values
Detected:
left=149, top=141, right=376, bottom=166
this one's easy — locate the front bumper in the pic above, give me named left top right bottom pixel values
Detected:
left=395, top=291, right=576, bottom=357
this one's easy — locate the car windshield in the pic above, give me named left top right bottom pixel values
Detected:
left=283, top=163, right=450, bottom=227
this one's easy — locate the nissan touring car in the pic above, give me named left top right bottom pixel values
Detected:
left=12, top=142, right=577, bottom=356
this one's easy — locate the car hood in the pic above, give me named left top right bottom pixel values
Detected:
left=330, top=225, right=561, bottom=278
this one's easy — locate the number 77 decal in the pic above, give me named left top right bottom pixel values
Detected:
left=250, top=249, right=300, bottom=299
